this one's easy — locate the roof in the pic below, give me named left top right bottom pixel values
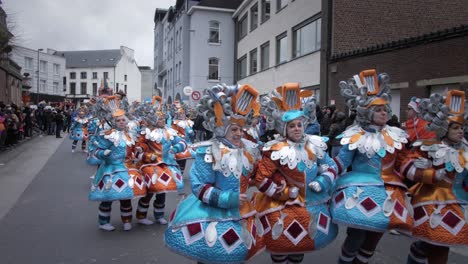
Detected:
left=198, top=0, right=244, bottom=9
left=56, top=49, right=122, bottom=68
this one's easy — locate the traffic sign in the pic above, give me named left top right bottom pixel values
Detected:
left=183, top=86, right=193, bottom=96
left=191, top=91, right=201, bottom=101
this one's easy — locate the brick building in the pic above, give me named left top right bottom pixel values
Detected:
left=321, top=0, right=468, bottom=120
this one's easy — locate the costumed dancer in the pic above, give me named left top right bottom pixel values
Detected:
left=135, top=96, right=187, bottom=225
left=243, top=101, right=262, bottom=144
left=402, top=90, right=468, bottom=264
left=171, top=100, right=196, bottom=174
left=88, top=96, right=135, bottom=231
left=252, top=83, right=338, bottom=264
left=165, top=84, right=265, bottom=263
left=405, top=97, right=437, bottom=146
left=69, top=106, right=89, bottom=153
left=331, top=69, right=413, bottom=264
left=86, top=98, right=105, bottom=166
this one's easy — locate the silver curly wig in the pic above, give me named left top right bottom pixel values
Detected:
left=339, top=70, right=392, bottom=128
left=260, top=83, right=316, bottom=136
left=196, top=83, right=259, bottom=138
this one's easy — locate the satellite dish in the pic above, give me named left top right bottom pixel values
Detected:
left=183, top=86, right=193, bottom=96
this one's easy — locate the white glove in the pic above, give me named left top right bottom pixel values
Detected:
left=308, top=181, right=322, bottom=192
left=135, top=146, right=143, bottom=153
left=103, top=149, right=112, bottom=156
left=413, top=157, right=432, bottom=169
left=150, top=154, right=157, bottom=161
left=93, top=141, right=100, bottom=147
left=435, top=168, right=450, bottom=182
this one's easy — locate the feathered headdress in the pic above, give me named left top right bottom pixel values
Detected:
left=103, top=95, right=125, bottom=118
left=196, top=83, right=259, bottom=137
left=339, top=69, right=392, bottom=128
left=260, top=83, right=316, bottom=136
left=418, top=90, right=467, bottom=138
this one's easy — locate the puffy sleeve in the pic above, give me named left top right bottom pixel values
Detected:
left=254, top=151, right=280, bottom=197
left=333, top=144, right=356, bottom=175
left=190, top=146, right=240, bottom=209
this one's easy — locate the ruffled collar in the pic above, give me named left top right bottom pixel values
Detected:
left=142, top=127, right=177, bottom=143
left=415, top=138, right=468, bottom=173
left=338, top=124, right=408, bottom=158
left=263, top=135, right=328, bottom=171
left=75, top=117, right=88, bottom=124
left=102, top=129, right=135, bottom=147
left=205, top=139, right=258, bottom=179
left=173, top=119, right=193, bottom=129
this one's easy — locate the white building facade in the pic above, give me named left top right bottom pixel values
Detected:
left=9, top=46, right=67, bottom=103
left=153, top=0, right=243, bottom=106
left=59, top=46, right=142, bottom=104
left=233, top=0, right=322, bottom=98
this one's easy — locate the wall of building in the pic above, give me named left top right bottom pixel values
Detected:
left=327, top=35, right=468, bottom=121
left=10, top=46, right=66, bottom=97
left=140, top=68, right=154, bottom=101
left=331, top=0, right=468, bottom=55
left=235, top=0, right=322, bottom=94
left=114, top=47, right=142, bottom=103
left=189, top=9, right=236, bottom=93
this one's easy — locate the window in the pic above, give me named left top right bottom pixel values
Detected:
left=238, top=14, right=248, bottom=40
left=70, top=72, right=76, bottom=79
left=276, top=32, right=288, bottom=64
left=208, top=57, right=219, bottom=80
left=70, top=83, right=76, bottom=95
left=40, top=80, right=46, bottom=92
left=103, top=72, right=108, bottom=79
left=179, top=26, right=182, bottom=49
left=81, top=72, right=87, bottom=79
left=250, top=4, right=258, bottom=31
left=53, top=64, right=59, bottom=75
left=40, top=60, right=47, bottom=73
left=175, top=30, right=179, bottom=51
left=261, top=41, right=270, bottom=70
left=53, top=82, right=59, bottom=94
left=178, top=62, right=182, bottom=81
left=80, top=82, right=87, bottom=94
left=124, top=85, right=127, bottom=94
left=92, top=83, right=98, bottom=95
left=175, top=64, right=179, bottom=83
left=124, top=75, right=127, bottom=81
left=277, top=0, right=287, bottom=11
left=116, top=83, right=119, bottom=90
left=209, top=21, right=220, bottom=43
left=250, top=48, right=258, bottom=74
left=92, top=72, right=98, bottom=79
left=24, top=57, right=33, bottom=70
left=293, top=17, right=321, bottom=58
left=237, top=55, right=247, bottom=80
left=261, top=0, right=271, bottom=23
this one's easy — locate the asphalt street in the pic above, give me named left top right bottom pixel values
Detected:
left=0, top=136, right=466, bottom=263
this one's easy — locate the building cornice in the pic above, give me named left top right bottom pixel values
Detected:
left=187, top=5, right=236, bottom=15
left=232, top=0, right=250, bottom=18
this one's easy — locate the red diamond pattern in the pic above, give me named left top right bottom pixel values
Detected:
left=160, top=173, right=170, bottom=182
left=98, top=180, right=104, bottom=190
left=170, top=209, right=176, bottom=221
left=260, top=215, right=269, bottom=230
left=222, top=229, right=240, bottom=246
left=414, top=206, right=426, bottom=221
left=394, top=201, right=405, bottom=216
left=360, top=197, right=378, bottom=211
left=318, top=213, right=329, bottom=229
left=115, top=179, right=125, bottom=188
left=176, top=173, right=182, bottom=181
left=252, top=224, right=257, bottom=237
left=334, top=191, right=345, bottom=204
left=187, top=223, right=202, bottom=237
left=144, top=174, right=151, bottom=183
left=135, top=177, right=142, bottom=185
left=286, top=222, right=303, bottom=239
left=442, top=211, right=461, bottom=229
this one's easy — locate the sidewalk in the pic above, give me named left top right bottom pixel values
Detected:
left=0, top=133, right=65, bottom=220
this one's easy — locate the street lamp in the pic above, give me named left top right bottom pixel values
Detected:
left=36, top=48, right=44, bottom=104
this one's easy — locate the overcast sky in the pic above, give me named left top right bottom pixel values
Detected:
left=3, top=0, right=175, bottom=67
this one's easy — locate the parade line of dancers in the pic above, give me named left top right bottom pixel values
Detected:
left=69, top=69, right=467, bottom=264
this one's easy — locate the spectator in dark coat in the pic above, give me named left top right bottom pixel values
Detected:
left=55, top=110, right=64, bottom=138
left=386, top=114, right=401, bottom=128
left=327, top=111, right=347, bottom=157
